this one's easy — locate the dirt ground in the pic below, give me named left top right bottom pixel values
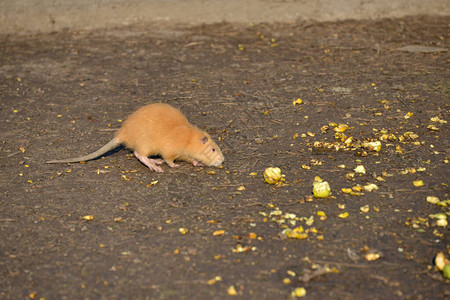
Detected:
left=0, top=16, right=449, bottom=299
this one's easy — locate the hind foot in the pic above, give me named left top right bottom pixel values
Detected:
left=134, top=151, right=164, bottom=173
left=166, top=161, right=180, bottom=168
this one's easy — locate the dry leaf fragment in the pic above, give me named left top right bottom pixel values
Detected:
left=395, top=45, right=448, bottom=53
left=121, top=175, right=132, bottom=181
left=298, top=266, right=332, bottom=282
left=146, top=180, right=158, bottom=187
left=320, top=125, right=330, bottom=133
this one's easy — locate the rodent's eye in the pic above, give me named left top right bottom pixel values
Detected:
left=212, top=148, right=216, bottom=152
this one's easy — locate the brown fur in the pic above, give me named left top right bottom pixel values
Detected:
left=48, top=103, right=224, bottom=172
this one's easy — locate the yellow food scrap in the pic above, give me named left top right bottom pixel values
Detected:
left=293, top=98, right=303, bottom=105
left=426, top=196, right=439, bottom=204
left=360, top=205, right=370, bottom=213
left=352, top=185, right=363, bottom=192
left=312, top=176, right=331, bottom=198
left=179, top=228, right=189, bottom=235
left=231, top=244, right=255, bottom=253
left=413, top=180, right=424, bottom=187
left=248, top=232, right=257, bottom=239
left=362, top=141, right=381, bottom=152
left=363, top=183, right=379, bottom=192
left=287, top=270, right=296, bottom=277
left=317, top=211, right=327, bottom=221
left=333, top=124, right=349, bottom=133
left=227, top=285, right=238, bottom=296
left=365, top=252, right=381, bottom=261
left=291, top=287, right=307, bottom=298
left=284, top=227, right=308, bottom=239
left=82, top=215, right=94, bottom=221
left=213, top=230, right=226, bottom=236
left=435, top=252, right=449, bottom=271
left=354, top=165, right=366, bottom=174
left=404, top=112, right=414, bottom=119
left=207, top=276, right=222, bottom=285
left=338, top=212, right=349, bottom=219
left=341, top=188, right=352, bottom=194
left=264, top=167, right=282, bottom=184
left=427, top=124, right=439, bottom=131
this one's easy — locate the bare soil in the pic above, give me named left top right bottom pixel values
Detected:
left=0, top=16, right=449, bottom=299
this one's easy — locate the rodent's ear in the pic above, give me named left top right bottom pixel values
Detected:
left=200, top=136, right=208, bottom=144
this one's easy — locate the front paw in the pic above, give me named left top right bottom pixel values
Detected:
left=193, top=160, right=204, bottom=167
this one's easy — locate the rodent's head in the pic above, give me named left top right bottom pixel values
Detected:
left=193, top=132, right=224, bottom=167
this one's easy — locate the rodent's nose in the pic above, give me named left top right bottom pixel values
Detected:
left=214, top=157, right=224, bottom=167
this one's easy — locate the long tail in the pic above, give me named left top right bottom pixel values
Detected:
left=47, top=138, right=120, bottom=164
